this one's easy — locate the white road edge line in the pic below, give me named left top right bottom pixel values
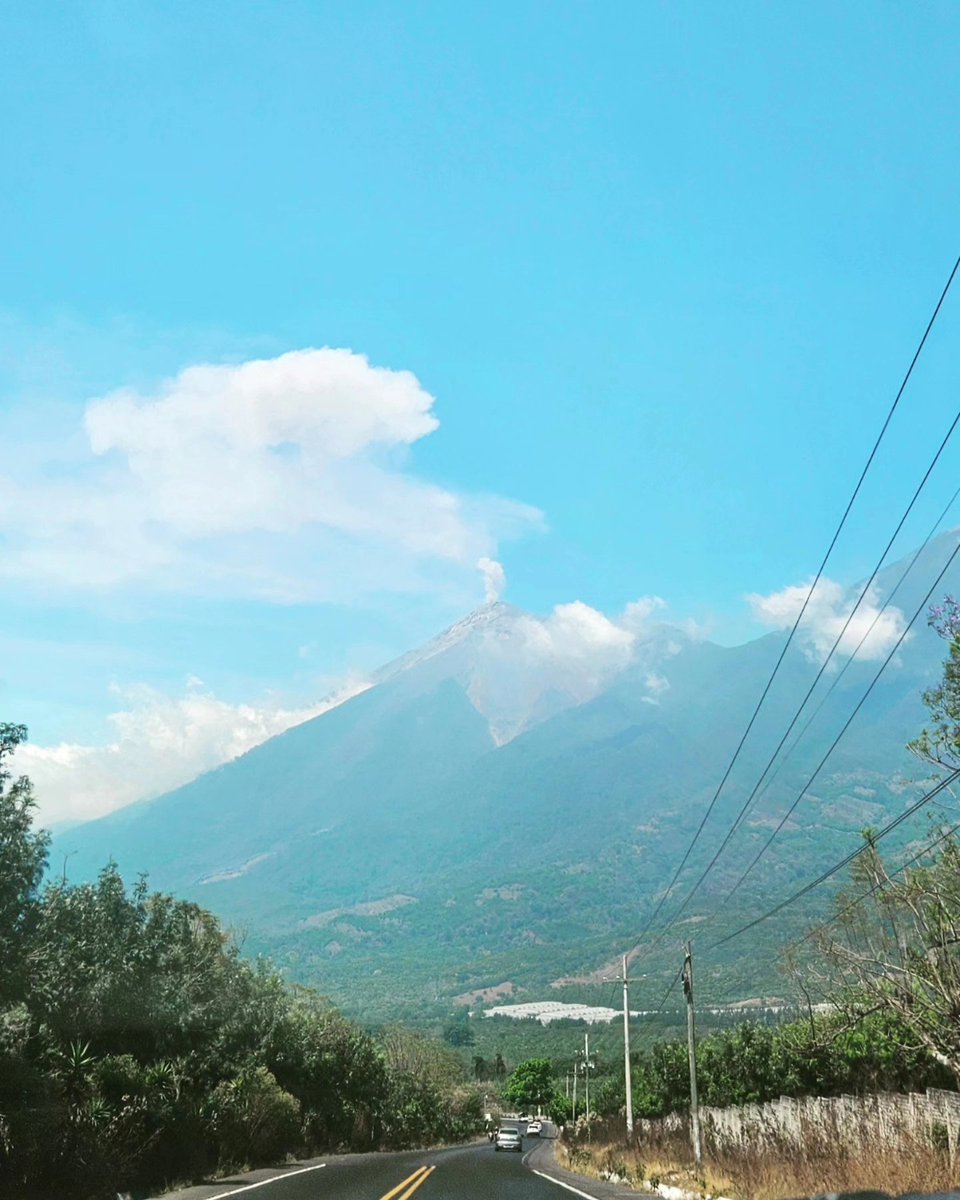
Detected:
left=200, top=1161, right=326, bottom=1200
left=531, top=1168, right=602, bottom=1200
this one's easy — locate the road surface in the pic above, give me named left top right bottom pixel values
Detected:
left=155, top=1125, right=626, bottom=1200
left=154, top=1126, right=960, bottom=1200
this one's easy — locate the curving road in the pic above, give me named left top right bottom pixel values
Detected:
left=155, top=1124, right=627, bottom=1200
left=155, top=1126, right=960, bottom=1200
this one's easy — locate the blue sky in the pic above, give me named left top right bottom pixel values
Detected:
left=3, top=1, right=960, bottom=822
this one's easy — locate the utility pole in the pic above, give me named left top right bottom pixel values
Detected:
left=571, top=1052, right=578, bottom=1123
left=583, top=1031, right=590, bottom=1120
left=603, top=957, right=643, bottom=1138
left=683, top=941, right=702, bottom=1168
left=622, top=954, right=634, bottom=1136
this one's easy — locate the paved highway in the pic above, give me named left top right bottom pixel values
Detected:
left=155, top=1129, right=960, bottom=1200
left=155, top=1126, right=630, bottom=1200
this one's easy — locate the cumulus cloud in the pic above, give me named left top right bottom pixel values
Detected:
left=746, top=577, right=909, bottom=664
left=461, top=595, right=681, bottom=743
left=0, top=348, right=542, bottom=603
left=14, top=676, right=369, bottom=826
left=524, top=594, right=679, bottom=691
left=540, top=601, right=637, bottom=679
left=620, top=595, right=667, bottom=629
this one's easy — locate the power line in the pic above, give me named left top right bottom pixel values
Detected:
left=654, top=474, right=960, bottom=939
left=711, top=534, right=960, bottom=916
left=632, top=253, right=960, bottom=944
left=727, top=490, right=960, bottom=842
left=742, top=483, right=960, bottom=818
left=706, top=767, right=960, bottom=952
left=795, top=814, right=960, bottom=946
left=651, top=966, right=684, bottom=1017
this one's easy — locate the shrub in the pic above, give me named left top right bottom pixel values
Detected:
left=211, top=1067, right=301, bottom=1169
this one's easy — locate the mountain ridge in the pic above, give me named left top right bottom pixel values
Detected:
left=51, top=531, right=960, bottom=1019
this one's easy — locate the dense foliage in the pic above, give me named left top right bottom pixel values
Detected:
left=621, top=1009, right=952, bottom=1120
left=0, top=725, right=482, bottom=1200
left=533, top=1008, right=951, bottom=1129
left=502, top=1057, right=554, bottom=1110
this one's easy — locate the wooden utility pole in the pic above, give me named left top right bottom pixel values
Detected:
left=683, top=941, right=702, bottom=1167
left=622, top=954, right=634, bottom=1135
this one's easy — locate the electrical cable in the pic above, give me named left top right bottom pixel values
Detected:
left=651, top=966, right=684, bottom=1018
left=728, top=487, right=960, bottom=839
left=711, top=535, right=960, bottom=918
left=745, top=483, right=960, bottom=815
left=705, top=766, right=960, bottom=952
left=794, top=814, right=960, bottom=946
left=631, top=254, right=960, bottom=945
left=654, top=477, right=960, bottom=940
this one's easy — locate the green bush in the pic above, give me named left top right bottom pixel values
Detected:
left=211, top=1067, right=301, bottom=1168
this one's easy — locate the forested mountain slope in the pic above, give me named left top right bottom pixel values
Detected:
left=54, top=534, right=960, bottom=1019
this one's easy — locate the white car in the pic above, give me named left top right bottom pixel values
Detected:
left=526, top=1119, right=543, bottom=1135
left=495, top=1128, right=523, bottom=1152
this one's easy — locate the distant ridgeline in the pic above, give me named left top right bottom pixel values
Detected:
left=52, top=535, right=958, bottom=1021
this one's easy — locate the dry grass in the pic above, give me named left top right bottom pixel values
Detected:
left=559, top=1114, right=960, bottom=1200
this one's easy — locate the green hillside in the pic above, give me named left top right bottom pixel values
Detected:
left=51, top=535, right=959, bottom=1022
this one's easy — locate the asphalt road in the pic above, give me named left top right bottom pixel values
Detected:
left=155, top=1125, right=624, bottom=1200
left=154, top=1128, right=960, bottom=1200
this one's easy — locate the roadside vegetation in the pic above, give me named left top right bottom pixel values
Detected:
left=558, top=1111, right=959, bottom=1200
left=0, top=724, right=484, bottom=1200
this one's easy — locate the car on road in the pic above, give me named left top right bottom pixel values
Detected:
left=494, top=1128, right=523, bottom=1152
left=526, top=1119, right=543, bottom=1135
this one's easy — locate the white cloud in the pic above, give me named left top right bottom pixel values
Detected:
left=520, top=594, right=682, bottom=694
left=13, top=676, right=369, bottom=826
left=620, top=595, right=667, bottom=629
left=540, top=601, right=637, bottom=679
left=644, top=670, right=671, bottom=699
left=0, top=348, right=542, bottom=603
left=746, top=577, right=909, bottom=664
left=13, top=592, right=690, bottom=819
left=462, top=596, right=681, bottom=744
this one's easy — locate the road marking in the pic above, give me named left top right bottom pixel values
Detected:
left=201, top=1162, right=326, bottom=1199
left=531, top=1169, right=602, bottom=1200
left=394, top=1165, right=435, bottom=1200
left=379, top=1164, right=433, bottom=1200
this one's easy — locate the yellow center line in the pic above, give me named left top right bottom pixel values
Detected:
left=394, top=1164, right=435, bottom=1200
left=378, top=1164, right=431, bottom=1200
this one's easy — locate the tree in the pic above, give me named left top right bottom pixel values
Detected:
left=803, top=596, right=960, bottom=1085
left=503, top=1058, right=553, bottom=1111
left=0, top=719, right=484, bottom=1196
left=548, top=1089, right=572, bottom=1125
left=909, top=595, right=960, bottom=769
left=0, top=724, right=49, bottom=1006
left=29, top=862, right=243, bottom=1063
left=810, top=833, right=960, bottom=1084
left=268, top=991, right=386, bottom=1150
left=441, top=1012, right=474, bottom=1047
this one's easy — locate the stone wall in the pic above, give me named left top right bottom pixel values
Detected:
left=636, top=1088, right=960, bottom=1158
